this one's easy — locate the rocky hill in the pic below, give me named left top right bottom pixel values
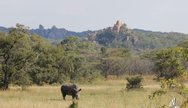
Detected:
left=87, top=20, right=188, bottom=51
left=30, top=25, right=93, bottom=39
left=0, top=26, right=9, bottom=33
left=87, top=20, right=136, bottom=47
left=0, top=25, right=93, bottom=39
left=1, top=21, right=188, bottom=52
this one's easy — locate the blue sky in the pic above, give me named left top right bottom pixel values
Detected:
left=1, top=0, right=188, bottom=33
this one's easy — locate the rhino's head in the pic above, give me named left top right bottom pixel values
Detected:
left=74, top=88, right=82, bottom=100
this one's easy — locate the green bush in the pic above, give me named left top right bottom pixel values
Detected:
left=126, top=76, right=143, bottom=90
left=68, top=101, right=78, bottom=108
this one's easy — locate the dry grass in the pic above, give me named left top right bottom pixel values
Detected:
left=0, top=76, right=186, bottom=108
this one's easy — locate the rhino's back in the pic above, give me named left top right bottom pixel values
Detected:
left=61, top=85, right=76, bottom=95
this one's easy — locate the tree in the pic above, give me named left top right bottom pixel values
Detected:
left=0, top=24, right=35, bottom=90
left=99, top=48, right=130, bottom=78
left=153, top=47, right=185, bottom=79
left=29, top=36, right=65, bottom=85
left=61, top=36, right=80, bottom=52
left=59, top=36, right=101, bottom=82
left=57, top=54, right=84, bottom=82
left=149, top=47, right=188, bottom=107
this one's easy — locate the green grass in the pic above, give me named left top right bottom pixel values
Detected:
left=0, top=77, right=186, bottom=108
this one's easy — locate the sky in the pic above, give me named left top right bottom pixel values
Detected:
left=1, top=0, right=188, bottom=33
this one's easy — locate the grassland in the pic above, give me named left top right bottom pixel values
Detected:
left=0, top=76, right=186, bottom=108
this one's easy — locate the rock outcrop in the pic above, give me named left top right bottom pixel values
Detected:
left=113, top=20, right=123, bottom=33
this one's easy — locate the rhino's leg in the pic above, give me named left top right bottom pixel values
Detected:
left=72, top=95, right=75, bottom=100
left=63, top=93, right=66, bottom=100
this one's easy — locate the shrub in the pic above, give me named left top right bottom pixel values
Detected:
left=68, top=101, right=78, bottom=108
left=126, top=76, right=143, bottom=90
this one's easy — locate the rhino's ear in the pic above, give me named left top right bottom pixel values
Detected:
left=78, top=89, right=81, bottom=92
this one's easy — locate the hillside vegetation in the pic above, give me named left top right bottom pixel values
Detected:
left=1, top=21, right=188, bottom=52
left=87, top=20, right=188, bottom=52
